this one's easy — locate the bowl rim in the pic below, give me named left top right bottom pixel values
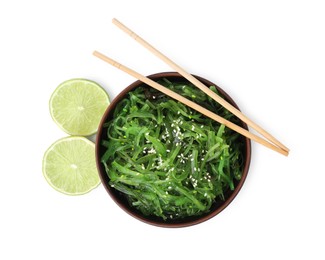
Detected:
left=95, top=72, right=251, bottom=228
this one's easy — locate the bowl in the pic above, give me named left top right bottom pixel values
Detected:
left=96, top=72, right=251, bottom=228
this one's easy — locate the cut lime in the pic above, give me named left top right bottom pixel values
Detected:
left=50, top=79, right=110, bottom=136
left=42, top=136, right=100, bottom=195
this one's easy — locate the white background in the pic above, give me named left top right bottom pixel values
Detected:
left=1, top=0, right=324, bottom=259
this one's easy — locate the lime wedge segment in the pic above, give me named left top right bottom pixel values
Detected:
left=50, top=79, right=110, bottom=136
left=42, top=136, right=100, bottom=195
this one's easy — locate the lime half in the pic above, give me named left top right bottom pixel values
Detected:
left=42, top=136, right=100, bottom=195
left=50, top=79, right=110, bottom=136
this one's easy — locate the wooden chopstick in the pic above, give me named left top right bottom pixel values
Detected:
left=112, top=18, right=289, bottom=154
left=93, top=51, right=288, bottom=156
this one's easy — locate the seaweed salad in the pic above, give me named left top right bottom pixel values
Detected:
left=100, top=78, right=245, bottom=220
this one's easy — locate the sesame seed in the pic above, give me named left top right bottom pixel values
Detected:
left=148, top=148, right=156, bottom=154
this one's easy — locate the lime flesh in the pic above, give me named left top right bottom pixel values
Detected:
left=42, top=136, right=100, bottom=195
left=49, top=79, right=110, bottom=136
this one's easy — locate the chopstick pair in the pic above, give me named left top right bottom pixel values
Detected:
left=93, top=18, right=289, bottom=156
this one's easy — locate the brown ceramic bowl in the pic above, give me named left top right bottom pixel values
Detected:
left=96, top=72, right=251, bottom=228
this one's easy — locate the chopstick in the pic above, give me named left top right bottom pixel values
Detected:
left=112, top=18, right=289, bottom=154
left=93, top=50, right=288, bottom=156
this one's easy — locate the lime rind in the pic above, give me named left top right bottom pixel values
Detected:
left=42, top=136, right=100, bottom=195
left=49, top=78, right=110, bottom=136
